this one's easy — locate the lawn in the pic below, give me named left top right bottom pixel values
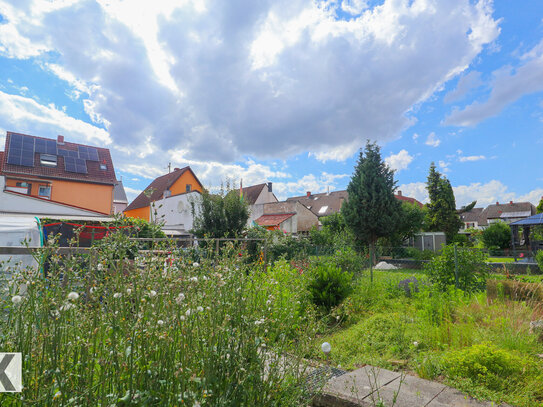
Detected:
left=310, top=269, right=543, bottom=407
left=2, top=234, right=543, bottom=407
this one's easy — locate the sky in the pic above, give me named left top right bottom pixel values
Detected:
left=0, top=0, right=542, bottom=208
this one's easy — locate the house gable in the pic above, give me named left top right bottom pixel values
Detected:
left=124, top=167, right=203, bottom=220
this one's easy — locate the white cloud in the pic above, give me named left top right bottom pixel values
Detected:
left=341, top=0, right=368, bottom=15
left=0, top=90, right=111, bottom=145
left=458, top=155, right=486, bottom=162
left=438, top=160, right=450, bottom=173
left=445, top=38, right=543, bottom=126
left=425, top=132, right=441, bottom=147
left=399, top=180, right=543, bottom=208
left=443, top=70, right=483, bottom=103
left=272, top=172, right=349, bottom=200
left=0, top=0, right=499, bottom=164
left=385, top=149, right=413, bottom=172
left=397, top=182, right=428, bottom=204
left=453, top=181, right=543, bottom=207
left=412, top=133, right=419, bottom=141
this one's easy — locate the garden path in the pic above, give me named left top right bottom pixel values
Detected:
left=312, top=365, right=513, bottom=407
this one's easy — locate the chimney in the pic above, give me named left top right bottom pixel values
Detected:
left=510, top=201, right=513, bottom=205
left=306, top=191, right=311, bottom=197
left=267, top=182, right=272, bottom=192
left=57, top=135, right=65, bottom=145
left=174, top=167, right=181, bottom=171
left=397, top=190, right=402, bottom=196
left=496, top=202, right=499, bottom=205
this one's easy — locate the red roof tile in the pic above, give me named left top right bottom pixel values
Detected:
left=255, top=213, right=295, bottom=227
left=125, top=167, right=202, bottom=211
left=395, top=194, right=424, bottom=208
left=1, top=132, right=116, bottom=185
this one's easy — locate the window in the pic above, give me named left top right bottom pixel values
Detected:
left=40, top=154, right=57, bottom=167
left=100, top=163, right=107, bottom=170
left=318, top=206, right=328, bottom=214
left=38, top=186, right=51, bottom=198
left=186, top=184, right=192, bottom=192
left=15, top=182, right=29, bottom=187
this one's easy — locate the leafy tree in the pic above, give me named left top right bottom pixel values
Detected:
left=395, top=202, right=426, bottom=242
left=342, top=141, right=401, bottom=264
left=425, top=244, right=490, bottom=292
left=191, top=182, right=249, bottom=238
left=309, top=212, right=354, bottom=248
left=425, top=163, right=462, bottom=242
left=481, top=221, right=511, bottom=250
left=537, top=197, right=543, bottom=214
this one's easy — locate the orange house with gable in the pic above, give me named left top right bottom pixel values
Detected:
left=124, top=167, right=203, bottom=221
left=0, top=132, right=118, bottom=215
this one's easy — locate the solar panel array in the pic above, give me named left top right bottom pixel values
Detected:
left=78, top=145, right=99, bottom=161
left=58, top=149, right=80, bottom=158
left=6, top=134, right=100, bottom=173
left=64, top=156, right=88, bottom=174
left=7, top=134, right=35, bottom=167
left=35, top=138, right=57, bottom=155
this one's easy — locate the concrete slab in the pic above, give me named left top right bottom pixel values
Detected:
left=427, top=386, right=511, bottom=407
left=314, top=366, right=400, bottom=406
left=311, top=366, right=513, bottom=407
left=375, top=373, right=447, bottom=407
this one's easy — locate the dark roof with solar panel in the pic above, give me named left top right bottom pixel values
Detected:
left=0, top=131, right=116, bottom=185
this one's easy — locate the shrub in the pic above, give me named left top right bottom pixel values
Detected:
left=441, top=343, right=530, bottom=392
left=481, top=222, right=511, bottom=250
left=536, top=250, right=543, bottom=273
left=307, top=261, right=353, bottom=312
left=405, top=247, right=435, bottom=261
left=424, top=245, right=490, bottom=292
left=331, top=247, right=367, bottom=275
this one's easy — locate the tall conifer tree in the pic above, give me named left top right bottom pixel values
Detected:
left=425, top=162, right=462, bottom=242
left=342, top=141, right=401, bottom=264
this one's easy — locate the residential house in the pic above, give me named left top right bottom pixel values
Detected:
left=394, top=190, right=424, bottom=208
left=241, top=182, right=279, bottom=225
left=484, top=201, right=536, bottom=225
left=0, top=132, right=117, bottom=217
left=286, top=189, right=422, bottom=223
left=255, top=201, right=318, bottom=234
left=286, top=190, right=348, bottom=218
left=459, top=207, right=487, bottom=230
left=124, top=167, right=203, bottom=234
left=112, top=180, right=129, bottom=215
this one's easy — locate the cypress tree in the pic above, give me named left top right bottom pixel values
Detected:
left=425, top=162, right=462, bottom=242
left=342, top=141, right=401, bottom=265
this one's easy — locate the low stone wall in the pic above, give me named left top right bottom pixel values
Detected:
left=384, top=258, right=541, bottom=275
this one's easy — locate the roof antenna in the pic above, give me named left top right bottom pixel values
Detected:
left=166, top=162, right=171, bottom=173
left=327, top=185, right=330, bottom=195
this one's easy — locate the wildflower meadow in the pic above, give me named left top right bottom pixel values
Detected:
left=0, top=232, right=317, bottom=406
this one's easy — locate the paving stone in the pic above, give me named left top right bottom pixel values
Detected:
left=312, top=365, right=512, bottom=407
left=314, top=366, right=400, bottom=406
left=374, top=373, right=447, bottom=407
left=427, top=387, right=510, bottom=407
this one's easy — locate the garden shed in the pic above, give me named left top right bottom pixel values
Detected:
left=510, top=213, right=543, bottom=258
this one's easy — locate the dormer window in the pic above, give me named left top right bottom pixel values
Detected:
left=40, top=154, right=57, bottom=167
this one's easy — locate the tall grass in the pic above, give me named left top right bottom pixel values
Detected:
left=0, top=235, right=316, bottom=406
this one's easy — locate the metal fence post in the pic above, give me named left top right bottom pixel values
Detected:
left=454, top=244, right=459, bottom=289
left=263, top=240, right=268, bottom=273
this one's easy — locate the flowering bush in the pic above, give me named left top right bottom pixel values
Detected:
left=0, top=234, right=316, bottom=405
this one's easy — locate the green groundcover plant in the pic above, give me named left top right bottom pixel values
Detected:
left=0, top=233, right=316, bottom=406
